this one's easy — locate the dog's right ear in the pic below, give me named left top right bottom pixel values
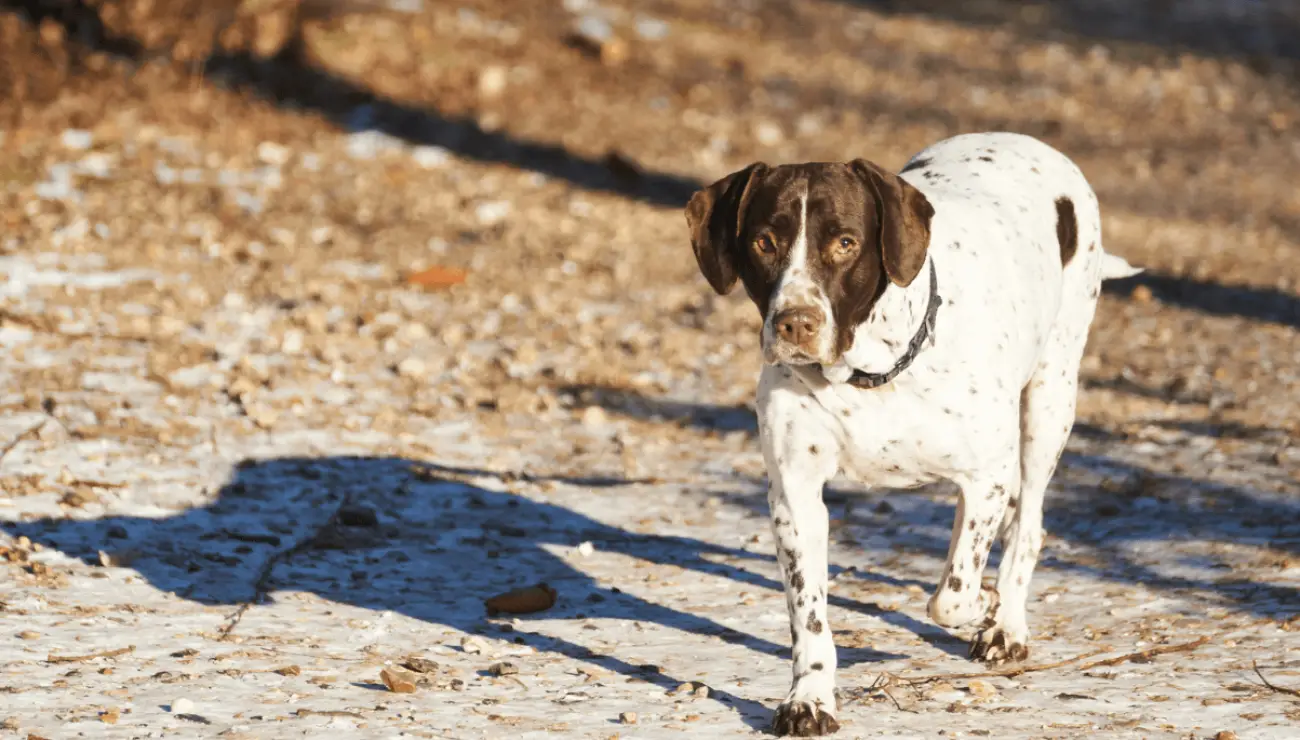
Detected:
left=685, top=163, right=767, bottom=295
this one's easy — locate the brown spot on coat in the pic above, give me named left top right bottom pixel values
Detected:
left=806, top=613, right=824, bottom=634
left=948, top=575, right=963, bottom=591
left=1055, top=196, right=1078, bottom=267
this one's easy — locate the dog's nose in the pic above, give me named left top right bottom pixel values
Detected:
left=774, top=307, right=824, bottom=347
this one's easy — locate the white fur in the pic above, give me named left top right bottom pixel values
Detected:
left=759, top=133, right=1138, bottom=732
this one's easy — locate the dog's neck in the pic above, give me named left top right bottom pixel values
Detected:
left=837, top=257, right=939, bottom=378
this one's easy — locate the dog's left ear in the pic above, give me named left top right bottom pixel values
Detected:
left=850, top=159, right=934, bottom=287
left=685, top=162, right=767, bottom=295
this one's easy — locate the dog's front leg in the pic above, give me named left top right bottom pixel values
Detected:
left=762, top=393, right=841, bottom=736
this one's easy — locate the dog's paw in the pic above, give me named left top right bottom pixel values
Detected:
left=969, top=625, right=1030, bottom=665
left=772, top=699, right=840, bottom=737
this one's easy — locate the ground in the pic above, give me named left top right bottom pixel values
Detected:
left=0, top=0, right=1298, bottom=738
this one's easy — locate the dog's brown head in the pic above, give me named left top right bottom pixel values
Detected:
left=686, top=160, right=934, bottom=366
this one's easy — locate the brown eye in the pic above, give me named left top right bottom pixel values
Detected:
left=753, top=233, right=777, bottom=255
left=833, top=235, right=859, bottom=255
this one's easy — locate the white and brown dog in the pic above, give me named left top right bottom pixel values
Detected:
left=685, top=133, right=1139, bottom=736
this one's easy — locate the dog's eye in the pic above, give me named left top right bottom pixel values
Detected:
left=834, top=235, right=859, bottom=253
left=753, top=233, right=777, bottom=255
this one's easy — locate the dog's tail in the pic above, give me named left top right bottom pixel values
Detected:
left=1099, top=252, right=1142, bottom=281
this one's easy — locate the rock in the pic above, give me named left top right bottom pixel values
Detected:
left=478, top=66, right=508, bottom=99
left=16, top=631, right=40, bottom=640
left=485, top=583, right=557, bottom=616
left=619, top=711, right=638, bottom=724
left=460, top=636, right=489, bottom=654
left=474, top=200, right=512, bottom=226
left=274, top=665, right=301, bottom=676
left=754, top=120, right=785, bottom=146
left=1215, top=733, right=1239, bottom=740
left=581, top=406, right=608, bottom=426
left=256, top=142, right=291, bottom=166
left=574, top=541, right=595, bottom=557
left=61, top=129, right=93, bottom=151
left=396, top=357, right=427, bottom=379
left=401, top=657, right=439, bottom=674
left=488, top=661, right=518, bottom=676
left=412, top=146, right=450, bottom=169
left=337, top=505, right=378, bottom=528
left=380, top=667, right=418, bottom=694
left=635, top=17, right=669, bottom=41
left=1131, top=284, right=1153, bottom=303
left=170, top=698, right=194, bottom=714
left=967, top=679, right=998, bottom=699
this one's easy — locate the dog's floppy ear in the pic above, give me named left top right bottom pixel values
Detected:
left=850, top=159, right=934, bottom=287
left=685, top=163, right=767, bottom=295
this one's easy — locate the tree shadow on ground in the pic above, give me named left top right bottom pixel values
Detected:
left=1104, top=272, right=1300, bottom=329
left=0, top=0, right=701, bottom=208
left=567, top=387, right=1300, bottom=618
left=836, top=0, right=1300, bottom=68
left=1, top=455, right=918, bottom=730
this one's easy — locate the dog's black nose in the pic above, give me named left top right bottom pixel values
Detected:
left=774, top=307, right=824, bottom=347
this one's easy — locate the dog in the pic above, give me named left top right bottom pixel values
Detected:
left=684, top=132, right=1139, bottom=736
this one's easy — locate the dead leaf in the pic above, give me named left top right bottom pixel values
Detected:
left=485, top=583, right=557, bottom=616
left=407, top=266, right=467, bottom=290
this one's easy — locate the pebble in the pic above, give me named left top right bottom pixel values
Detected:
left=635, top=17, right=669, bottom=40
left=61, top=129, right=93, bottom=151
left=461, top=636, right=489, bottom=654
left=256, top=141, right=291, bottom=166
left=967, top=679, right=998, bottom=699
left=754, top=121, right=785, bottom=146
left=478, top=66, right=508, bottom=99
left=412, top=145, right=450, bottom=169
left=397, top=356, right=427, bottom=379
left=474, top=200, right=512, bottom=226
left=619, top=711, right=638, bottom=724
left=581, top=406, right=609, bottom=426
left=488, top=661, right=518, bottom=676
left=170, top=698, right=194, bottom=714
left=574, top=541, right=595, bottom=557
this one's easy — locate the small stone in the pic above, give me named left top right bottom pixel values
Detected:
left=99, top=708, right=120, bottom=724
left=170, top=698, right=194, bottom=714
left=1215, top=733, right=1239, bottom=740
left=337, top=505, right=378, bottom=527
left=62, top=129, right=93, bottom=151
left=478, top=66, right=508, bottom=99
left=401, top=657, right=439, bottom=674
left=574, top=541, right=595, bottom=557
left=256, top=142, right=292, bottom=166
left=0, top=717, right=16, bottom=730
left=488, top=661, right=518, bottom=676
left=380, top=667, right=418, bottom=694
left=754, top=121, right=785, bottom=146
left=17, top=631, right=40, bottom=640
left=693, top=684, right=710, bottom=698
left=274, top=665, right=301, bottom=676
left=619, top=711, right=638, bottom=725
left=475, top=200, right=512, bottom=226
left=967, top=679, right=997, bottom=699
left=396, top=357, right=427, bottom=379
left=461, top=636, right=489, bottom=654
left=581, top=406, right=608, bottom=426
left=412, top=146, right=450, bottom=169
left=1131, top=284, right=1153, bottom=303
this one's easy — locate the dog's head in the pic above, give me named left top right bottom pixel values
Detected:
left=686, top=160, right=934, bottom=366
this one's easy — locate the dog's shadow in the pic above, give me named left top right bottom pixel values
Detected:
left=2, top=455, right=916, bottom=730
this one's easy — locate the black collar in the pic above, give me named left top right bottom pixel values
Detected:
left=845, top=260, right=940, bottom=390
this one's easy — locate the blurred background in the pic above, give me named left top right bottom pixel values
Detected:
left=0, top=2, right=1298, bottom=735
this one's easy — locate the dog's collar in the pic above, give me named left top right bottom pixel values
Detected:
left=845, top=260, right=940, bottom=390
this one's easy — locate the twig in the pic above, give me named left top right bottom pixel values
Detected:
left=217, top=493, right=352, bottom=641
left=893, top=635, right=1210, bottom=686
left=47, top=645, right=135, bottom=664
left=1253, top=661, right=1300, bottom=699
left=0, top=421, right=44, bottom=468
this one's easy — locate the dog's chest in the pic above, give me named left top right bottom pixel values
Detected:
left=802, top=370, right=1006, bottom=488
